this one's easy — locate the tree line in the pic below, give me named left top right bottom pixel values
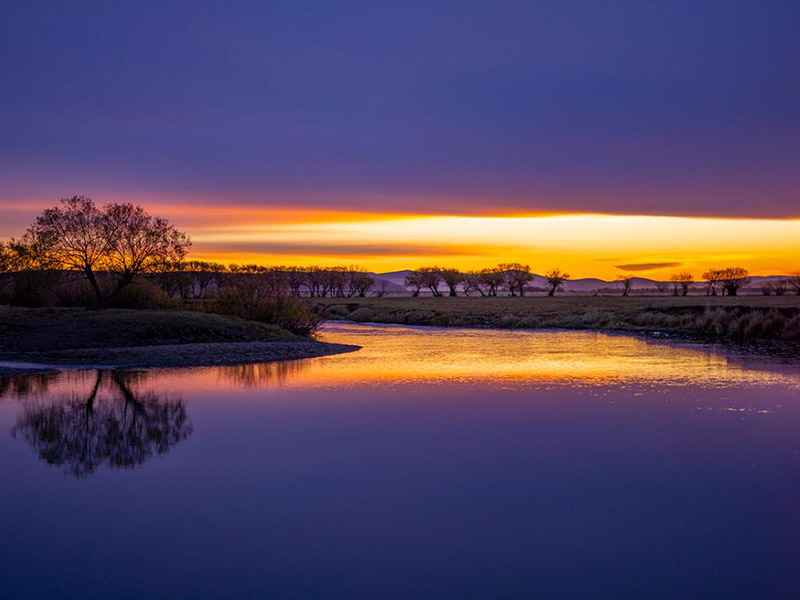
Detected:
left=401, top=265, right=793, bottom=297
left=403, top=264, right=569, bottom=297
left=2, top=197, right=798, bottom=308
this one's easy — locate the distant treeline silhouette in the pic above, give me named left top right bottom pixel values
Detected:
left=2, top=198, right=799, bottom=314
left=400, top=265, right=797, bottom=297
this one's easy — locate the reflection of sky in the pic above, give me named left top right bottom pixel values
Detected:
left=2, top=324, right=800, bottom=597
left=4, top=324, right=798, bottom=400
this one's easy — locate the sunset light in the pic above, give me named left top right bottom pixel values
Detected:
left=2, top=1, right=800, bottom=598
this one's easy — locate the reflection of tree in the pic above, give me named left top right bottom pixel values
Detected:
left=12, top=371, right=192, bottom=477
left=217, top=360, right=306, bottom=388
left=0, top=371, right=61, bottom=400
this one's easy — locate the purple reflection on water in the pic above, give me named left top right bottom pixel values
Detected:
left=1, top=324, right=799, bottom=599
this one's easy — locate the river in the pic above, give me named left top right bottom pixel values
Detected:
left=1, top=322, right=799, bottom=599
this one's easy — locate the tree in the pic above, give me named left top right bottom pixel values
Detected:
left=404, top=271, right=424, bottom=297
left=790, top=271, right=800, bottom=296
left=348, top=271, right=374, bottom=297
left=26, top=197, right=191, bottom=306
left=439, top=268, right=463, bottom=296
left=719, top=267, right=749, bottom=296
left=462, top=271, right=486, bottom=297
left=669, top=271, right=694, bottom=296
left=616, top=275, right=634, bottom=296
left=544, top=269, right=570, bottom=296
left=478, top=267, right=505, bottom=296
left=702, top=269, right=723, bottom=296
left=375, top=279, right=390, bottom=297
left=499, top=263, right=533, bottom=296
left=772, top=279, right=788, bottom=296
left=417, top=267, right=443, bottom=296
left=183, top=260, right=226, bottom=298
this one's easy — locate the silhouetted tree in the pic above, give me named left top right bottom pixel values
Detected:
left=790, top=271, right=800, bottom=296
left=616, top=275, right=634, bottom=296
left=26, top=197, right=190, bottom=306
left=500, top=263, right=533, bottom=296
left=417, top=267, right=443, bottom=296
left=702, top=269, right=723, bottom=296
left=440, top=268, right=463, bottom=296
left=404, top=271, right=424, bottom=297
left=479, top=267, right=505, bottom=297
left=375, top=279, right=389, bottom=297
left=462, top=271, right=486, bottom=297
left=670, top=271, right=694, bottom=296
left=347, top=270, right=374, bottom=297
left=719, top=267, right=750, bottom=296
left=544, top=269, right=570, bottom=296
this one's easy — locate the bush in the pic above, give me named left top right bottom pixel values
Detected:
left=0, top=271, right=62, bottom=307
left=203, top=288, right=321, bottom=336
left=109, top=278, right=182, bottom=310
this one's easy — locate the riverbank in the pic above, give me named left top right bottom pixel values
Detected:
left=316, top=296, right=800, bottom=346
left=0, top=307, right=359, bottom=375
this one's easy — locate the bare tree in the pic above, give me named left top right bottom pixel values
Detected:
left=499, top=263, right=533, bottom=296
left=285, top=267, right=305, bottom=296
left=348, top=271, right=374, bottom=297
left=479, top=267, right=505, bottom=296
left=702, top=269, right=723, bottom=296
left=404, top=271, right=424, bottom=297
left=439, top=268, right=463, bottom=296
left=616, top=275, right=634, bottom=296
left=462, top=271, right=486, bottom=297
left=670, top=271, right=694, bottom=296
left=26, top=197, right=116, bottom=304
left=719, top=267, right=749, bottom=296
left=417, top=267, right=443, bottom=296
left=544, top=269, right=569, bottom=296
left=375, top=279, right=389, bottom=297
left=183, top=260, right=226, bottom=298
left=789, top=271, right=800, bottom=296
left=26, top=197, right=190, bottom=306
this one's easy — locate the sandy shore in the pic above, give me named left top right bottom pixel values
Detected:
left=0, top=339, right=359, bottom=376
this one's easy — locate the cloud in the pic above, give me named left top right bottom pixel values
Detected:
left=615, top=262, right=682, bottom=272
left=193, top=241, right=486, bottom=258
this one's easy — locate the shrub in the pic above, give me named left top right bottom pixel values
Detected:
left=204, top=288, right=321, bottom=336
left=109, top=278, right=182, bottom=310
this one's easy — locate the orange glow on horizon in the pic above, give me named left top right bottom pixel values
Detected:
left=2, top=197, right=800, bottom=278
left=183, top=213, right=800, bottom=278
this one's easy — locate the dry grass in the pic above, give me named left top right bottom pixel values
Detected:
left=315, top=295, right=800, bottom=343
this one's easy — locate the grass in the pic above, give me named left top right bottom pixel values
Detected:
left=315, top=295, right=800, bottom=343
left=0, top=306, right=298, bottom=355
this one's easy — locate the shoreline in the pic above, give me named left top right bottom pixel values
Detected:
left=316, top=296, right=800, bottom=352
left=0, top=339, right=360, bottom=376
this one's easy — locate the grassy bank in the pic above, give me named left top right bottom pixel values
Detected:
left=0, top=307, right=357, bottom=371
left=316, top=296, right=800, bottom=344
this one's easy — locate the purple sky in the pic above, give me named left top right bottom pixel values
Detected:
left=1, top=1, right=799, bottom=218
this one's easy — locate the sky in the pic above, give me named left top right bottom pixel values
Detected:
left=1, top=0, right=799, bottom=277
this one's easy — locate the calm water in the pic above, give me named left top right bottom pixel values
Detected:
left=1, top=323, right=799, bottom=599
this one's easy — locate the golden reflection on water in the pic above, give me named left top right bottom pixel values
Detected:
left=1, top=324, right=799, bottom=399
left=282, top=323, right=800, bottom=389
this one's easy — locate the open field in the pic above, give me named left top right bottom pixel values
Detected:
left=0, top=307, right=357, bottom=373
left=316, top=295, right=800, bottom=344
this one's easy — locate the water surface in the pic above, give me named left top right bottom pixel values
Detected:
left=1, top=323, right=799, bottom=599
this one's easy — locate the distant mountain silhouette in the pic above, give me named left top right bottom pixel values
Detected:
left=370, top=271, right=793, bottom=294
